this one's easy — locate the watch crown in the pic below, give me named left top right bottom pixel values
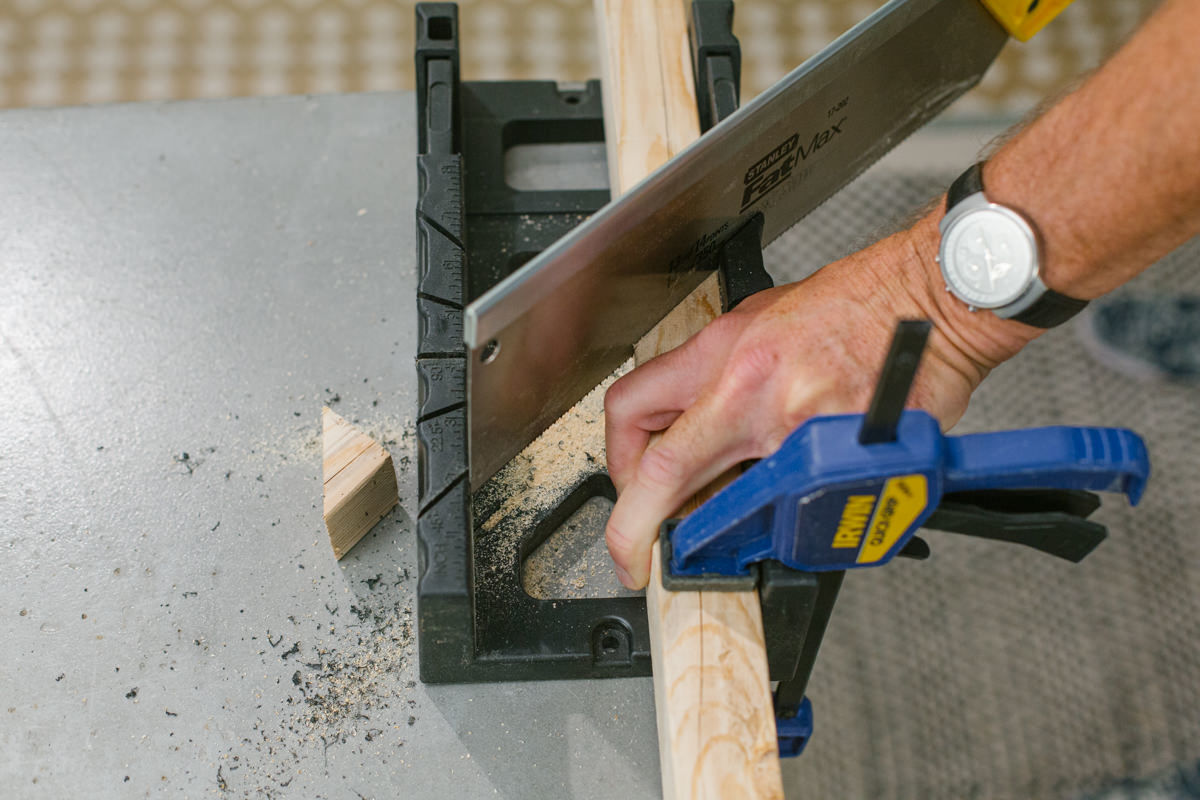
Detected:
left=934, top=255, right=940, bottom=264
left=945, top=285, right=951, bottom=292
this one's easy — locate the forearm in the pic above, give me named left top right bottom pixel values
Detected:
left=900, top=0, right=1200, bottom=367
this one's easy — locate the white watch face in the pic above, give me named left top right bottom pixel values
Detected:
left=941, top=206, right=1037, bottom=308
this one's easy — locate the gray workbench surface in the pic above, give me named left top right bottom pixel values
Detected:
left=5, top=93, right=1200, bottom=800
left=0, top=93, right=660, bottom=799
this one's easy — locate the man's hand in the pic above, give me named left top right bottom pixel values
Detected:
left=601, top=0, right=1200, bottom=591
left=602, top=220, right=1035, bottom=589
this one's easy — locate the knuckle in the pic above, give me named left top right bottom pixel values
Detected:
left=604, top=520, right=638, bottom=559
left=636, top=444, right=688, bottom=492
left=603, top=375, right=634, bottom=418
left=698, top=314, right=742, bottom=347
left=722, top=341, right=780, bottom=397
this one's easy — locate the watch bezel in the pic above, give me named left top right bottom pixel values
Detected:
left=938, top=197, right=1040, bottom=310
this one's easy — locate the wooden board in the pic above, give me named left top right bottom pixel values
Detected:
left=595, top=1, right=784, bottom=797
left=638, top=279, right=784, bottom=800
left=596, top=0, right=701, bottom=193
left=321, top=406, right=398, bottom=559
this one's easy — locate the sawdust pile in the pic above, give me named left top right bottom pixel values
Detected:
left=291, top=599, right=414, bottom=734
left=217, top=571, right=417, bottom=796
left=477, top=371, right=614, bottom=531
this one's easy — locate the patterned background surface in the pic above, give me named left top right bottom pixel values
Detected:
left=0, top=0, right=1159, bottom=114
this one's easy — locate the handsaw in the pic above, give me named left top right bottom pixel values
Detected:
left=463, top=0, right=1068, bottom=488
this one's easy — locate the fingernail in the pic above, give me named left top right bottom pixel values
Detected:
left=614, top=564, right=635, bottom=589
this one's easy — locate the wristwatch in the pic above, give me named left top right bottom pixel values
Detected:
left=937, top=162, right=1087, bottom=328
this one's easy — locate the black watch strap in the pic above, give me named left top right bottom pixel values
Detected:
left=1010, top=289, right=1090, bottom=327
left=945, top=162, right=1088, bottom=328
left=946, top=161, right=985, bottom=209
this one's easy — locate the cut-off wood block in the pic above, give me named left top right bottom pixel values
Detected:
left=322, top=406, right=398, bottom=559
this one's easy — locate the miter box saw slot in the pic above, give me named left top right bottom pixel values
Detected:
left=415, top=0, right=771, bottom=684
left=690, top=0, right=742, bottom=131
left=508, top=472, right=618, bottom=564
left=459, top=78, right=609, bottom=302
left=516, top=472, right=618, bottom=595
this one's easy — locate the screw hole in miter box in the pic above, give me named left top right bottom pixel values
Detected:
left=591, top=618, right=633, bottom=666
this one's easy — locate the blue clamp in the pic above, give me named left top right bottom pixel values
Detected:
left=776, top=697, right=814, bottom=758
left=658, top=321, right=1151, bottom=760
left=667, top=410, right=1149, bottom=578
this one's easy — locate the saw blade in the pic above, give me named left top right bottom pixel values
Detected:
left=464, top=0, right=1007, bottom=489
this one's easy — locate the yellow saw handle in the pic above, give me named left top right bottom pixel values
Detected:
left=980, top=0, right=1074, bottom=41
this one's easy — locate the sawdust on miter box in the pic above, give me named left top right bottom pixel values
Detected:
left=475, top=362, right=631, bottom=590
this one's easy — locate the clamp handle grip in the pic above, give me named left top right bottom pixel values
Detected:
left=943, top=426, right=1149, bottom=505
left=979, top=0, right=1075, bottom=41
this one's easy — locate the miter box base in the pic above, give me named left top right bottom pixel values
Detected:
left=414, top=1, right=769, bottom=684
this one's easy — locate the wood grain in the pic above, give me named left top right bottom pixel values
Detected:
left=322, top=406, right=398, bottom=560
left=639, top=282, right=783, bottom=800
left=595, top=1, right=784, bottom=796
left=595, top=0, right=701, bottom=194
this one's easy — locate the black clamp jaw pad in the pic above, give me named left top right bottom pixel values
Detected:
left=659, top=520, right=846, bottom=693
left=659, top=520, right=758, bottom=592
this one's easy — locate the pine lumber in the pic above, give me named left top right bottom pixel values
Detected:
left=636, top=281, right=784, bottom=800
left=321, top=406, right=398, bottom=559
left=595, top=1, right=784, bottom=797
